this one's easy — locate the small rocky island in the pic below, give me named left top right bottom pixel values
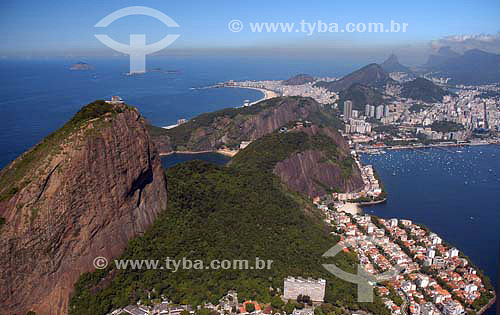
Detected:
left=69, top=62, right=92, bottom=70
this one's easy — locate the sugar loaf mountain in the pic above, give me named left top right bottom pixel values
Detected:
left=0, top=97, right=392, bottom=315
left=0, top=101, right=168, bottom=315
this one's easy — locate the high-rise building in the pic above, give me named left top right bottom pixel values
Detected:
left=365, top=104, right=371, bottom=117
left=369, top=105, right=375, bottom=117
left=384, top=105, right=390, bottom=117
left=343, top=100, right=353, bottom=121
left=376, top=105, right=384, bottom=119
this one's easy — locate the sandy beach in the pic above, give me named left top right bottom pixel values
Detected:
left=336, top=202, right=362, bottom=215
left=247, top=87, right=279, bottom=105
left=222, top=85, right=279, bottom=105
left=216, top=149, right=239, bottom=157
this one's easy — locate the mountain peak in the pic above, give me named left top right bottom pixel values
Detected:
left=386, top=53, right=399, bottom=62
left=315, top=63, right=391, bottom=92
left=380, top=54, right=412, bottom=74
left=282, top=74, right=315, bottom=85
left=0, top=101, right=168, bottom=314
left=436, top=46, right=460, bottom=57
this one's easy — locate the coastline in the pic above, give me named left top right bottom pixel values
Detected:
left=162, top=85, right=279, bottom=130
left=477, top=292, right=496, bottom=315
left=222, top=85, right=279, bottom=105
left=359, top=145, right=498, bottom=315
left=359, top=140, right=499, bottom=153
left=216, top=149, right=239, bottom=157
left=159, top=149, right=237, bottom=157
left=357, top=198, right=387, bottom=206
left=159, top=150, right=214, bottom=156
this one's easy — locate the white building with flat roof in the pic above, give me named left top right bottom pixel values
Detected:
left=284, top=277, right=326, bottom=302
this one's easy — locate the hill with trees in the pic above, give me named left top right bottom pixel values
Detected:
left=400, top=78, right=451, bottom=103
left=315, top=64, right=393, bottom=92
left=338, top=83, right=387, bottom=111
left=148, top=96, right=344, bottom=154
left=283, top=74, right=315, bottom=85
left=69, top=158, right=389, bottom=315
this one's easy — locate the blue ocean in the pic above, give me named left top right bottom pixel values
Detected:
left=0, top=56, right=362, bottom=168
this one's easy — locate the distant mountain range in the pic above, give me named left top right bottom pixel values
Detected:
left=315, top=63, right=393, bottom=92
left=380, top=54, right=413, bottom=74
left=424, top=47, right=461, bottom=69
left=424, top=47, right=500, bottom=84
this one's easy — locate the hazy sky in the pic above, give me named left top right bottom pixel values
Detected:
left=1, top=0, right=499, bottom=64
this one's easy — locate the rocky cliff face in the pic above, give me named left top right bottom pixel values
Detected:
left=273, top=125, right=364, bottom=197
left=274, top=150, right=363, bottom=197
left=0, top=102, right=167, bottom=315
left=150, top=97, right=328, bottom=153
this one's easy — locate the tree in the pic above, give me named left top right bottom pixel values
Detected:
left=284, top=301, right=296, bottom=314
left=181, top=311, right=190, bottom=315
left=314, top=307, right=323, bottom=315
left=271, top=296, right=285, bottom=310
left=245, top=303, right=256, bottom=313
left=198, top=308, right=211, bottom=315
left=320, top=303, right=335, bottom=314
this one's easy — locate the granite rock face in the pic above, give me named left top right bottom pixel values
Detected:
left=0, top=103, right=167, bottom=315
left=274, top=149, right=363, bottom=197
left=274, top=125, right=364, bottom=197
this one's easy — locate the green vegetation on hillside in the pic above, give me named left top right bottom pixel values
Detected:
left=149, top=96, right=344, bottom=152
left=373, top=125, right=400, bottom=136
left=69, top=160, right=389, bottom=315
left=429, top=121, right=465, bottom=133
left=401, top=78, right=450, bottom=103
left=153, top=97, right=286, bottom=150
left=0, top=100, right=128, bottom=202
left=230, top=130, right=339, bottom=172
left=338, top=83, right=386, bottom=111
left=231, top=127, right=357, bottom=191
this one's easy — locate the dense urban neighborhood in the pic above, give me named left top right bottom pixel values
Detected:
left=222, top=71, right=500, bottom=152
left=320, top=206, right=495, bottom=315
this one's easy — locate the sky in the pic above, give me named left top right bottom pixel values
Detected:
left=1, top=0, right=499, bottom=64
